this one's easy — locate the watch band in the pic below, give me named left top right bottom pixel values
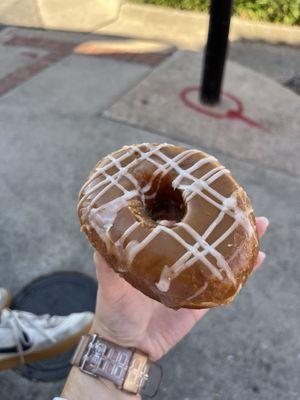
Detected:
left=71, top=334, right=162, bottom=397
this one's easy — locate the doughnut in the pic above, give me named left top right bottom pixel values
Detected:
left=77, top=143, right=259, bottom=309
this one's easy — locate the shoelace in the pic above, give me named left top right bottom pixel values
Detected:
left=4, top=309, right=57, bottom=364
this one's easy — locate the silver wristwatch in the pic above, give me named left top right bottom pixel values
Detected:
left=71, top=334, right=162, bottom=397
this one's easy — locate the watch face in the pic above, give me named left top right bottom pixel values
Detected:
left=81, top=337, right=132, bottom=386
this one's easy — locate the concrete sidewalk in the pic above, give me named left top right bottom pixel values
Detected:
left=0, top=26, right=299, bottom=400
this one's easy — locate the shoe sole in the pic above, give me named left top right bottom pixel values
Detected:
left=0, top=323, right=91, bottom=371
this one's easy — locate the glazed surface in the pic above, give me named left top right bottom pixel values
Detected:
left=78, top=143, right=259, bottom=309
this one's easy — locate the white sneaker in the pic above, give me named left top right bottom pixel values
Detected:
left=0, top=289, right=12, bottom=311
left=0, top=309, right=93, bottom=371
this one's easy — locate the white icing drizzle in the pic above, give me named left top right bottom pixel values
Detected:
left=118, top=221, right=139, bottom=247
left=172, top=155, right=217, bottom=187
left=140, top=148, right=200, bottom=197
left=78, top=143, right=254, bottom=296
left=178, top=222, right=235, bottom=282
left=186, top=282, right=208, bottom=301
left=157, top=220, right=176, bottom=227
left=127, top=225, right=161, bottom=265
left=89, top=190, right=138, bottom=248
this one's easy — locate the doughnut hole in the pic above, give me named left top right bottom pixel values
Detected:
left=145, top=177, right=186, bottom=227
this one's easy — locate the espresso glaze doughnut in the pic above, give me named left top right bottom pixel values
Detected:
left=78, top=143, right=259, bottom=309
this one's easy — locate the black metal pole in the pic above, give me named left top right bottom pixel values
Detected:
left=200, top=0, right=233, bottom=105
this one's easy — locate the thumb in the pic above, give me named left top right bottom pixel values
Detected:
left=93, top=252, right=130, bottom=301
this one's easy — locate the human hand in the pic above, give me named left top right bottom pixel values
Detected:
left=91, top=217, right=269, bottom=361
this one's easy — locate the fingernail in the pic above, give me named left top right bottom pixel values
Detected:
left=259, top=217, right=269, bottom=228
left=260, top=251, right=266, bottom=261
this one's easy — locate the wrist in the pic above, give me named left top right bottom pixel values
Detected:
left=62, top=366, right=141, bottom=400
left=90, top=316, right=139, bottom=349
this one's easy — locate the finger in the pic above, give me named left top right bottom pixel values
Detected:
left=94, top=252, right=125, bottom=289
left=253, top=250, right=266, bottom=271
left=93, top=252, right=134, bottom=299
left=94, top=251, right=113, bottom=276
left=189, top=308, right=209, bottom=323
left=255, top=216, right=269, bottom=238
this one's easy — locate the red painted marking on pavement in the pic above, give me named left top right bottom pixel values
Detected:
left=0, top=34, right=172, bottom=97
left=21, top=51, right=39, bottom=59
left=0, top=35, right=76, bottom=97
left=6, top=35, right=76, bottom=52
left=83, top=51, right=172, bottom=66
left=179, top=86, right=269, bottom=132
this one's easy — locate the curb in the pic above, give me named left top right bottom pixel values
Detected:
left=100, top=3, right=300, bottom=48
left=0, top=1, right=299, bottom=48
